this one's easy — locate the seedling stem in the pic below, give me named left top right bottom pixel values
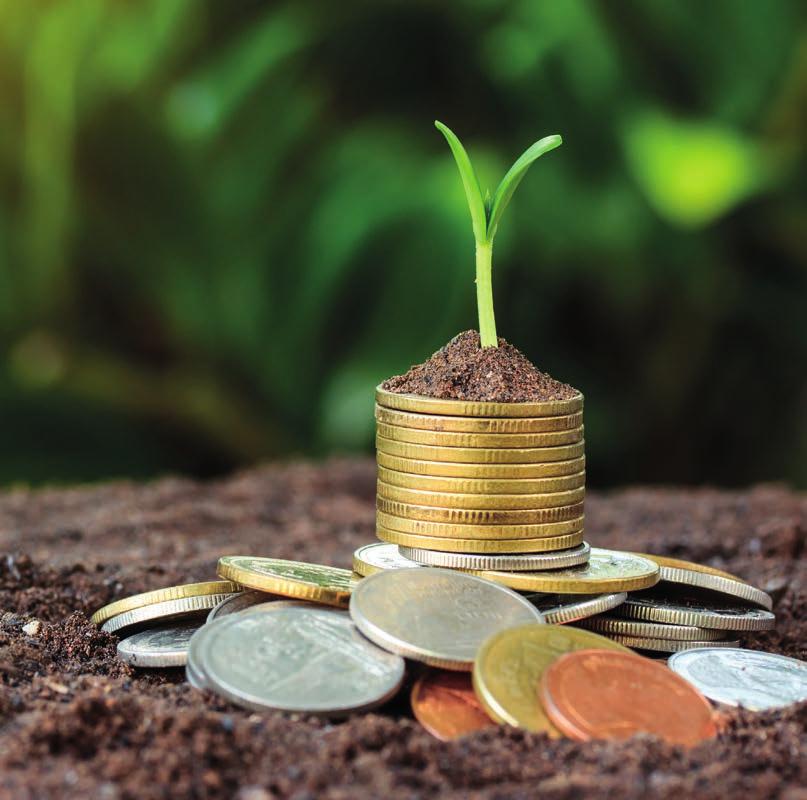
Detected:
left=435, top=121, right=562, bottom=348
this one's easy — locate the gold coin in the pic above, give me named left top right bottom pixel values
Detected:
left=376, top=452, right=586, bottom=479
left=91, top=580, right=240, bottom=625
left=217, top=556, right=358, bottom=608
left=375, top=405, right=583, bottom=433
left=462, top=548, right=659, bottom=594
left=375, top=422, right=583, bottom=449
left=377, top=497, right=584, bottom=525
left=630, top=553, right=743, bottom=582
left=376, top=436, right=585, bottom=464
left=604, top=633, right=741, bottom=653
left=377, top=466, right=586, bottom=495
left=377, top=510, right=584, bottom=539
left=377, top=481, right=585, bottom=510
left=576, top=616, right=730, bottom=642
left=376, top=386, right=583, bottom=418
left=473, top=624, right=630, bottom=733
left=376, top=526, right=585, bottom=553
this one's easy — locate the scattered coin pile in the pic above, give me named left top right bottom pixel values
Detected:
left=91, top=547, right=807, bottom=745
left=89, top=390, right=803, bottom=744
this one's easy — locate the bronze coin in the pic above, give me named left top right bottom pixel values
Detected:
left=411, top=670, right=496, bottom=740
left=539, top=649, right=717, bottom=746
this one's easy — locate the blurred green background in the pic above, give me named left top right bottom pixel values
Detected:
left=1, top=0, right=805, bottom=489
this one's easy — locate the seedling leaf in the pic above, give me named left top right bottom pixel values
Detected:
left=434, top=120, right=487, bottom=243
left=487, top=134, right=562, bottom=240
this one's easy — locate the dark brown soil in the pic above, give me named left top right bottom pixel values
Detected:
left=0, top=460, right=805, bottom=799
left=382, top=330, right=578, bottom=402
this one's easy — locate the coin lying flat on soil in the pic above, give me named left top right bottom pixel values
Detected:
left=526, top=593, right=628, bottom=624
left=462, top=548, right=659, bottom=594
left=399, top=542, right=590, bottom=571
left=117, top=622, right=202, bottom=667
left=374, top=405, right=584, bottom=433
left=352, top=542, right=422, bottom=576
left=376, top=451, right=586, bottom=479
left=377, top=482, right=586, bottom=511
left=473, top=624, right=630, bottom=733
left=375, top=386, right=584, bottom=418
left=540, top=649, right=717, bottom=746
left=376, top=526, right=585, bottom=554
left=192, top=604, right=405, bottom=716
left=376, top=466, right=586, bottom=495
left=614, top=594, right=776, bottom=631
left=410, top=670, right=495, bottom=741
left=634, top=554, right=772, bottom=610
left=349, top=568, right=542, bottom=671
left=101, top=592, right=237, bottom=634
left=217, top=557, right=358, bottom=608
left=91, top=580, right=240, bottom=625
left=577, top=616, right=729, bottom=641
left=668, top=648, right=807, bottom=710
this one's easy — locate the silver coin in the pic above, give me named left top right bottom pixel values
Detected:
left=604, top=633, right=740, bottom=653
left=614, top=594, right=775, bottom=631
left=207, top=590, right=279, bottom=622
left=526, top=592, right=627, bottom=624
left=349, top=567, right=543, bottom=670
left=658, top=566, right=773, bottom=610
left=197, top=604, right=405, bottom=716
left=577, top=616, right=730, bottom=642
left=352, top=543, right=421, bottom=576
left=101, top=593, right=237, bottom=634
left=399, top=542, right=590, bottom=572
left=117, top=622, right=202, bottom=667
left=188, top=600, right=314, bottom=691
left=668, top=648, right=807, bottom=710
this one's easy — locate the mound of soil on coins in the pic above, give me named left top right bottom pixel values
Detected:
left=0, top=460, right=805, bottom=798
left=382, top=330, right=578, bottom=402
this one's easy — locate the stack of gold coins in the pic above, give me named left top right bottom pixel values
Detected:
left=374, top=386, right=586, bottom=556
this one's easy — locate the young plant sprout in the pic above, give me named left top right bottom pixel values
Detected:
left=435, top=121, right=562, bottom=348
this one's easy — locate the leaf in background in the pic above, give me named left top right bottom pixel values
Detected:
left=434, top=120, right=487, bottom=243
left=487, top=134, right=562, bottom=241
left=623, top=111, right=770, bottom=228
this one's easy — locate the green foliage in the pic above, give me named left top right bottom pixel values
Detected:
left=0, top=0, right=805, bottom=488
left=435, top=121, right=561, bottom=345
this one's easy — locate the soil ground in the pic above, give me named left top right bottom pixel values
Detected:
left=0, top=458, right=804, bottom=799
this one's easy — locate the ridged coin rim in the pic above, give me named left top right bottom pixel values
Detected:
left=376, top=386, right=583, bottom=418
left=91, top=580, right=240, bottom=625
left=530, top=592, right=627, bottom=624
left=374, top=405, right=583, bottom=433
left=614, top=598, right=776, bottom=631
left=577, top=616, right=731, bottom=641
left=377, top=481, right=585, bottom=510
left=217, top=557, right=357, bottom=609
left=101, top=593, right=234, bottom=634
left=376, top=436, right=585, bottom=464
left=376, top=510, right=584, bottom=538
left=376, top=451, right=586, bottom=479
left=375, top=422, right=583, bottom=449
left=605, top=633, right=741, bottom=652
left=376, top=466, right=586, bottom=495
left=376, top=497, right=584, bottom=525
left=352, top=542, right=421, bottom=576
left=376, top=526, right=585, bottom=553
left=398, top=542, right=590, bottom=571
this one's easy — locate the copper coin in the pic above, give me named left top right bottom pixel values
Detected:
left=540, top=649, right=717, bottom=747
left=411, top=670, right=496, bottom=740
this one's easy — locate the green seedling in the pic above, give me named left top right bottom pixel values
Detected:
left=435, top=121, right=562, bottom=348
